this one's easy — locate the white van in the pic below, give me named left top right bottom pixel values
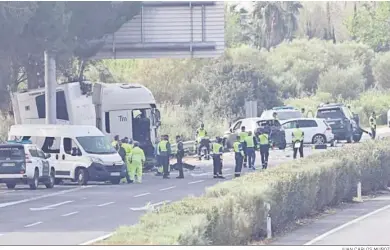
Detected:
left=8, top=124, right=126, bottom=185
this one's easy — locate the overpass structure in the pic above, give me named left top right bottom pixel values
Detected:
left=92, top=1, right=225, bottom=59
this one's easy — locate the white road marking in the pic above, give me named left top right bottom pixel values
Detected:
left=30, top=200, right=74, bottom=211
left=24, top=221, right=42, bottom=228
left=159, top=186, right=176, bottom=191
left=130, top=200, right=172, bottom=211
left=304, top=203, right=390, bottom=245
left=188, top=180, right=205, bottom=185
left=190, top=172, right=212, bottom=177
left=0, top=186, right=91, bottom=209
left=61, top=211, right=79, bottom=217
left=80, top=233, right=114, bottom=245
left=0, top=190, right=15, bottom=194
left=133, top=192, right=151, bottom=198
left=97, top=202, right=115, bottom=207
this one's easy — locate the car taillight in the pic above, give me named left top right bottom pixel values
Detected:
left=25, top=154, right=32, bottom=163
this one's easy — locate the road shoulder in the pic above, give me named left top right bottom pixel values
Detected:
left=270, top=191, right=390, bottom=245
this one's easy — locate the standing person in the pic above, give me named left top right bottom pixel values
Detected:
left=117, top=140, right=131, bottom=184
left=239, top=126, right=248, bottom=168
left=121, top=137, right=133, bottom=183
left=244, top=131, right=257, bottom=170
left=258, top=129, right=270, bottom=169
left=157, top=134, right=171, bottom=179
left=196, top=123, right=208, bottom=160
left=212, top=137, right=224, bottom=179
left=155, top=135, right=164, bottom=176
left=128, top=141, right=145, bottom=183
left=292, top=124, right=304, bottom=159
left=233, top=135, right=244, bottom=177
left=301, top=108, right=306, bottom=117
left=176, top=135, right=185, bottom=179
left=369, top=111, right=377, bottom=140
left=112, top=135, right=120, bottom=150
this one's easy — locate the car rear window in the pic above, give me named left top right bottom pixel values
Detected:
left=0, top=146, right=25, bottom=160
left=257, top=120, right=281, bottom=127
left=316, top=108, right=345, bottom=119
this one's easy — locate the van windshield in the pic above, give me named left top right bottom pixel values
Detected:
left=76, top=136, right=116, bottom=155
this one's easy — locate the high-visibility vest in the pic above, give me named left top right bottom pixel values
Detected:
left=122, top=143, right=133, bottom=155
left=258, top=134, right=269, bottom=145
left=212, top=143, right=223, bottom=154
left=245, top=135, right=255, bottom=148
left=130, top=146, right=145, bottom=165
left=369, top=116, right=376, bottom=128
left=292, top=128, right=304, bottom=142
left=239, top=131, right=248, bottom=142
left=233, top=141, right=244, bottom=156
left=197, top=128, right=206, bottom=138
left=158, top=140, right=168, bottom=152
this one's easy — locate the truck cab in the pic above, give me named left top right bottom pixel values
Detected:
left=10, top=81, right=161, bottom=169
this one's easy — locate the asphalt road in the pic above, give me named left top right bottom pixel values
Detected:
left=0, top=128, right=388, bottom=245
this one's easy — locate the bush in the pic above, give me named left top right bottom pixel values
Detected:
left=98, top=139, right=390, bottom=245
left=372, top=52, right=390, bottom=90
left=317, top=64, right=365, bottom=100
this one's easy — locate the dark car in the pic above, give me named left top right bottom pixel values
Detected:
left=255, top=119, right=287, bottom=150
left=315, top=103, right=363, bottom=143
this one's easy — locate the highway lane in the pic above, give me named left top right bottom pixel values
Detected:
left=0, top=128, right=388, bottom=245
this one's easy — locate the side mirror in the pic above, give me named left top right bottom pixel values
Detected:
left=45, top=153, right=51, bottom=159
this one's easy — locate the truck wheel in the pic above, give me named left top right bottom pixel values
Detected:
left=45, top=169, right=55, bottom=189
left=76, top=168, right=88, bottom=185
left=110, top=178, right=121, bottom=185
left=6, top=183, right=16, bottom=189
left=29, top=169, right=39, bottom=190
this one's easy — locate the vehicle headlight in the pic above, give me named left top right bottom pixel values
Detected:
left=89, top=157, right=104, bottom=164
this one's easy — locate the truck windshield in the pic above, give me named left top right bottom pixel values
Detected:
left=0, top=146, right=24, bottom=160
left=76, top=136, right=116, bottom=155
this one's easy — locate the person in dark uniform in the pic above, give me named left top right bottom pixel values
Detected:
left=239, top=126, right=248, bottom=168
left=176, top=135, right=185, bottom=179
left=157, top=134, right=171, bottom=179
left=369, top=111, right=377, bottom=139
left=292, top=124, right=304, bottom=159
left=244, top=131, right=258, bottom=170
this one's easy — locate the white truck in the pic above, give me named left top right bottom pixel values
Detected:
left=10, top=81, right=161, bottom=169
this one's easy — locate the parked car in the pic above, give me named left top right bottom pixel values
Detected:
left=260, top=106, right=303, bottom=122
left=255, top=119, right=287, bottom=149
left=223, top=117, right=286, bottom=149
left=281, top=118, right=335, bottom=146
left=0, top=141, right=55, bottom=190
left=315, top=103, right=362, bottom=143
left=223, top=118, right=262, bottom=148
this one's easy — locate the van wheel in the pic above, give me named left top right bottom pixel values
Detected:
left=6, top=183, right=16, bottom=189
left=45, top=169, right=55, bottom=189
left=110, top=178, right=121, bottom=185
left=76, top=168, right=88, bottom=185
left=29, top=169, right=39, bottom=190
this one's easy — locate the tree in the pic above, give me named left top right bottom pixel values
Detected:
left=346, top=2, right=390, bottom=52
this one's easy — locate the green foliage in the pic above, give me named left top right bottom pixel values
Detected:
left=99, top=139, right=390, bottom=245
left=346, top=2, right=390, bottom=52
left=372, top=52, right=390, bottom=89
left=317, top=64, right=365, bottom=100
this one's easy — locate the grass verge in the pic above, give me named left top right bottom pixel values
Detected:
left=96, top=139, right=390, bottom=245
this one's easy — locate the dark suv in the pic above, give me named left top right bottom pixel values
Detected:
left=315, top=103, right=362, bottom=143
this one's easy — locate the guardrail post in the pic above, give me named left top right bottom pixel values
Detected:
left=264, top=202, right=272, bottom=239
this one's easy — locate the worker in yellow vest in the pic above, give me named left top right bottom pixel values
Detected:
left=121, top=137, right=133, bottom=183
left=244, top=131, right=257, bottom=170
left=112, top=135, right=120, bottom=151
left=258, top=129, right=270, bottom=169
left=157, top=134, right=171, bottom=179
left=196, top=123, right=209, bottom=160
left=212, top=137, right=224, bottom=179
left=233, top=135, right=244, bottom=177
left=369, top=111, right=377, bottom=139
left=292, top=124, right=304, bottom=159
left=239, top=126, right=249, bottom=168
left=128, top=141, right=145, bottom=183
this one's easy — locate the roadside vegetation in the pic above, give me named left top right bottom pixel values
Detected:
left=98, top=139, right=390, bottom=245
